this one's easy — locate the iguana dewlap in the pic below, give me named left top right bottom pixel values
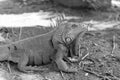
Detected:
left=0, top=22, right=87, bottom=73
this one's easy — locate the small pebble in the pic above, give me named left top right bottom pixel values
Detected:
left=85, top=73, right=89, bottom=76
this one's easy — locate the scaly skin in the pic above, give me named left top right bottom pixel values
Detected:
left=0, top=22, right=87, bottom=73
left=52, top=22, right=87, bottom=72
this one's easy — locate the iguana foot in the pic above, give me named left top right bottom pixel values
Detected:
left=67, top=57, right=80, bottom=63
left=17, top=54, right=49, bottom=73
left=64, top=56, right=80, bottom=63
left=55, top=59, right=78, bottom=73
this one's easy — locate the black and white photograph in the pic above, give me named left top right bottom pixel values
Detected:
left=0, top=0, right=120, bottom=80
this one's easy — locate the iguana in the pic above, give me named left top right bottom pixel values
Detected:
left=0, top=22, right=87, bottom=73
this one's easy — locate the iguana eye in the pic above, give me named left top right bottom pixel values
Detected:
left=65, top=37, right=72, bottom=43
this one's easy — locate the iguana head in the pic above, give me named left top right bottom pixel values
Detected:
left=60, top=22, right=88, bottom=58
left=62, top=22, right=88, bottom=45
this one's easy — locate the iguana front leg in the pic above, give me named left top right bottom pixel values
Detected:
left=55, top=44, right=78, bottom=73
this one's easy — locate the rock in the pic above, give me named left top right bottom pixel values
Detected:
left=52, top=0, right=112, bottom=9
left=52, top=0, right=88, bottom=7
